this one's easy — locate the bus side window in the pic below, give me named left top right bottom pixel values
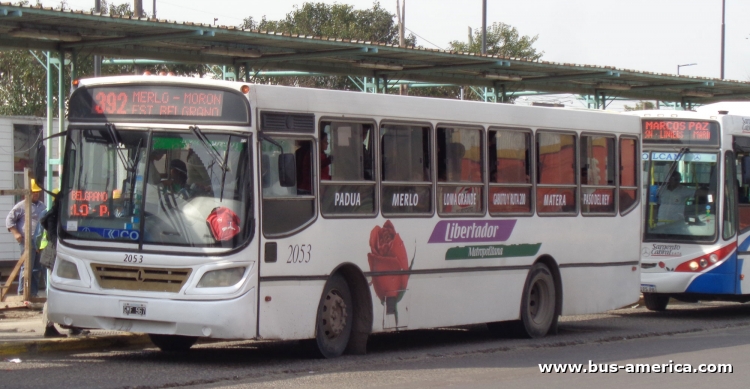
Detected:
left=436, top=126, right=484, bottom=216
left=536, top=131, right=577, bottom=215
left=736, top=154, right=750, bottom=231
left=619, top=136, right=639, bottom=215
left=580, top=134, right=616, bottom=215
left=381, top=123, right=432, bottom=215
left=319, top=120, right=376, bottom=217
left=488, top=128, right=533, bottom=216
left=261, top=138, right=316, bottom=237
left=724, top=151, right=737, bottom=239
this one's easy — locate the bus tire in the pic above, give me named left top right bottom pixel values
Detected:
left=520, top=263, right=556, bottom=338
left=148, top=334, right=197, bottom=352
left=315, top=273, right=353, bottom=358
left=643, top=293, right=669, bottom=311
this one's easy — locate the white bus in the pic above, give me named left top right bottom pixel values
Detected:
left=636, top=109, right=750, bottom=311
left=42, top=75, right=642, bottom=357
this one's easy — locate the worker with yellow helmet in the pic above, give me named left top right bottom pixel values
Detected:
left=5, top=178, right=46, bottom=297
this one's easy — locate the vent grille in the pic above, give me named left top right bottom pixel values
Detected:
left=261, top=111, right=315, bottom=133
left=91, top=263, right=192, bottom=293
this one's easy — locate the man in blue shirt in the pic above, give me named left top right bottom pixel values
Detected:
left=5, top=179, right=46, bottom=297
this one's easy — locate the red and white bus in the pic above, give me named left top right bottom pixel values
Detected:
left=636, top=109, right=750, bottom=310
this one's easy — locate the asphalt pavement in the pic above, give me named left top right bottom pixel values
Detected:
left=0, top=293, right=150, bottom=358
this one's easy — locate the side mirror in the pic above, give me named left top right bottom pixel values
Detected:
left=278, top=153, right=296, bottom=187
left=743, top=156, right=750, bottom=186
left=261, top=154, right=271, bottom=188
left=33, top=144, right=46, bottom=186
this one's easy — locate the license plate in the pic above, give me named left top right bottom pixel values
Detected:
left=121, top=302, right=147, bottom=317
left=641, top=284, right=657, bottom=293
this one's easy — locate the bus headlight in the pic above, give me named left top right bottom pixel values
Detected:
left=57, top=259, right=81, bottom=280
left=197, top=267, right=246, bottom=288
left=709, top=254, right=719, bottom=264
left=688, top=261, right=699, bottom=271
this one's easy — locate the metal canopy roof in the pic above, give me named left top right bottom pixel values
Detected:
left=2, top=2, right=750, bottom=104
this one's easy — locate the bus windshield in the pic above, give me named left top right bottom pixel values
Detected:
left=60, top=128, right=252, bottom=249
left=644, top=151, right=718, bottom=242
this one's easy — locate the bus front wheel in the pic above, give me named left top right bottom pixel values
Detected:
left=314, top=274, right=353, bottom=358
left=643, top=293, right=669, bottom=311
left=149, top=334, right=198, bottom=352
left=520, top=263, right=557, bottom=338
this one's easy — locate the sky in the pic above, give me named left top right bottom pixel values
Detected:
left=33, top=1, right=750, bottom=108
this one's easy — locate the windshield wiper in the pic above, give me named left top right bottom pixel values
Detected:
left=189, top=125, right=227, bottom=172
left=656, top=147, right=689, bottom=198
left=105, top=123, right=135, bottom=172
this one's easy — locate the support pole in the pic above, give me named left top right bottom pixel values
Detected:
left=721, top=0, right=725, bottom=79
left=46, top=52, right=53, bottom=203
left=21, top=169, right=32, bottom=302
left=481, top=0, right=487, bottom=55
left=94, top=0, right=101, bottom=76
left=58, top=50, right=65, bottom=167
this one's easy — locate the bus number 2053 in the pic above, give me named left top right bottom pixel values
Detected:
left=288, top=244, right=312, bottom=264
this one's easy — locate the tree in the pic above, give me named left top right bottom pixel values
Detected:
left=240, top=2, right=415, bottom=91
left=449, top=22, right=543, bottom=60
left=0, top=2, right=206, bottom=116
left=624, top=101, right=655, bottom=111
left=406, top=22, right=542, bottom=101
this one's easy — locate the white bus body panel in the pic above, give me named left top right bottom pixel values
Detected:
left=48, top=237, right=260, bottom=339
left=252, top=85, right=642, bottom=338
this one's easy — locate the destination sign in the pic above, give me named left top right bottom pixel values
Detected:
left=92, top=89, right=224, bottom=117
left=642, top=120, right=719, bottom=146
left=69, top=84, right=250, bottom=123
left=68, top=190, right=111, bottom=218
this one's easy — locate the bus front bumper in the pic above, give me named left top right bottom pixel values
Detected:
left=641, top=272, right=695, bottom=294
left=47, top=286, right=257, bottom=339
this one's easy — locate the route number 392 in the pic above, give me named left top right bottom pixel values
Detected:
left=287, top=244, right=312, bottom=263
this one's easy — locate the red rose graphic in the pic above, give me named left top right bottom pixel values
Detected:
left=367, top=220, right=410, bottom=302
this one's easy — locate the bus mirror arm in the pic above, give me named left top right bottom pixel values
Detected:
left=260, top=134, right=297, bottom=187
left=278, top=154, right=296, bottom=187
left=33, top=142, right=46, bottom=187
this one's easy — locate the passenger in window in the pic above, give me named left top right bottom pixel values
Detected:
left=488, top=135, right=497, bottom=182
left=186, top=149, right=212, bottom=196
left=320, top=132, right=333, bottom=181
left=362, top=128, right=373, bottom=181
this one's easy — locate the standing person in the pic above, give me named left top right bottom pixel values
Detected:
left=5, top=179, right=45, bottom=298
left=320, top=131, right=333, bottom=181
left=36, top=189, right=63, bottom=337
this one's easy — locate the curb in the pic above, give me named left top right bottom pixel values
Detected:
left=0, top=334, right=152, bottom=357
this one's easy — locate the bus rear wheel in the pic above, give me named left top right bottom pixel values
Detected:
left=149, top=334, right=198, bottom=352
left=314, top=274, right=353, bottom=358
left=520, top=263, right=557, bottom=338
left=643, top=293, right=669, bottom=311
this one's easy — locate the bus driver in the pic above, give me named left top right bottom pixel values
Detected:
left=657, top=171, right=694, bottom=224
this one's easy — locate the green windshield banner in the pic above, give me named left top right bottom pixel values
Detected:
left=151, top=137, right=245, bottom=152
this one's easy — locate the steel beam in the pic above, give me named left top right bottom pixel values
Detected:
left=61, top=30, right=213, bottom=49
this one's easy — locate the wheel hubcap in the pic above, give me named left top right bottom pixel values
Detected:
left=529, top=280, right=549, bottom=324
left=322, top=290, right=347, bottom=339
